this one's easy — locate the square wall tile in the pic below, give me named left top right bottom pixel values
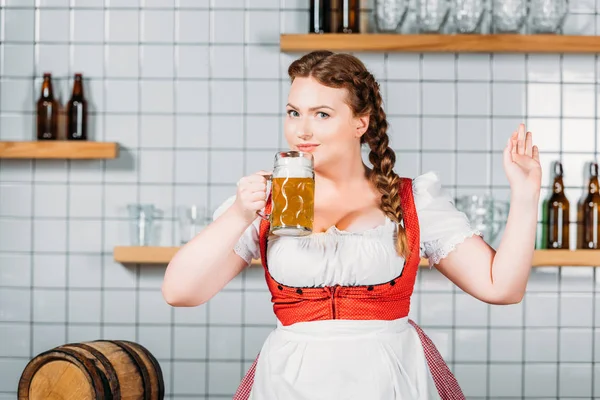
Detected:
left=246, top=115, right=281, bottom=149
left=524, top=363, right=557, bottom=397
left=68, top=290, right=101, bottom=323
left=0, top=183, right=32, bottom=217
left=386, top=82, right=420, bottom=115
left=209, top=326, right=242, bottom=359
left=246, top=11, right=279, bottom=44
left=0, top=288, right=30, bottom=322
left=492, top=82, right=526, bottom=117
left=174, top=326, right=207, bottom=359
left=2, top=44, right=35, bottom=77
left=33, top=254, right=66, bottom=288
left=422, top=54, right=455, bottom=80
left=0, top=254, right=31, bottom=287
left=142, top=10, right=174, bottom=43
left=489, top=329, right=523, bottom=362
left=141, top=81, right=174, bottom=113
left=528, top=83, right=561, bottom=117
left=107, top=10, right=139, bottom=43
left=457, top=82, right=490, bottom=116
left=454, top=329, right=488, bottom=362
left=140, top=115, right=175, bottom=148
left=457, top=153, right=489, bottom=186
left=563, top=84, right=595, bottom=118
left=387, top=54, right=420, bottom=80
left=422, top=82, right=455, bottom=116
left=457, top=54, right=490, bottom=81
left=422, top=117, right=455, bottom=150
left=247, top=80, right=280, bottom=114
left=207, top=291, right=242, bottom=325
left=208, top=362, right=240, bottom=396
left=141, top=45, right=174, bottom=78
left=211, top=45, right=244, bottom=79
left=489, top=364, right=522, bottom=397
left=211, top=10, right=244, bottom=43
left=174, top=150, right=209, bottom=184
left=176, top=45, right=210, bottom=78
left=4, top=9, right=35, bottom=42
left=107, top=45, right=139, bottom=77
left=177, top=10, right=210, bottom=43
left=211, top=81, right=244, bottom=114
left=73, top=9, right=104, bottom=43
left=559, top=363, right=592, bottom=398
left=176, top=81, right=209, bottom=114
left=457, top=118, right=489, bottom=151
left=38, top=9, right=69, bottom=42
left=525, top=328, right=558, bottom=362
left=559, top=328, right=593, bottom=362
left=211, top=115, right=244, bottom=148
left=210, top=150, right=244, bottom=184
left=176, top=116, right=210, bottom=148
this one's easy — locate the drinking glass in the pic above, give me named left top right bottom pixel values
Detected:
left=258, top=151, right=315, bottom=237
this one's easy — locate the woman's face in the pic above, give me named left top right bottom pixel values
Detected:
left=284, top=76, right=368, bottom=171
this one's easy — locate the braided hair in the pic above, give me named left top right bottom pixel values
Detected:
left=288, top=51, right=409, bottom=258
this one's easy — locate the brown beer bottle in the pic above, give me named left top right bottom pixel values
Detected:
left=36, top=73, right=59, bottom=140
left=310, top=0, right=332, bottom=33
left=329, top=0, right=360, bottom=33
left=66, top=73, right=87, bottom=140
left=341, top=0, right=360, bottom=33
left=546, top=161, right=570, bottom=249
left=578, top=162, right=600, bottom=249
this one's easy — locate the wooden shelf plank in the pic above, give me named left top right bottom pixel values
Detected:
left=280, top=34, right=600, bottom=53
left=114, top=247, right=600, bottom=267
left=0, top=141, right=119, bottom=159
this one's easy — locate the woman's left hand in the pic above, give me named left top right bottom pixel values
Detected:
left=503, top=123, right=542, bottom=199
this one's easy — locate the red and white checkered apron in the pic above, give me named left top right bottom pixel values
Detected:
left=233, top=178, right=465, bottom=400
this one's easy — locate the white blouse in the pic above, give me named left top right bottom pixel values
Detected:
left=213, top=171, right=481, bottom=287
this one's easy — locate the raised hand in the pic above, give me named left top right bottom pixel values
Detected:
left=502, top=123, right=542, bottom=200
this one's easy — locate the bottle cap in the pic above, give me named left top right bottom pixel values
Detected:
left=554, top=161, right=563, bottom=177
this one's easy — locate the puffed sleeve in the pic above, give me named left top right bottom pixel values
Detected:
left=413, top=171, right=482, bottom=268
left=212, top=195, right=261, bottom=265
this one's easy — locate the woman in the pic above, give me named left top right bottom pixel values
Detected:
left=162, top=51, right=541, bottom=399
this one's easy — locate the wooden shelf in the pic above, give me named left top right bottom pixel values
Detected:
left=114, top=247, right=600, bottom=267
left=280, top=34, right=600, bottom=53
left=0, top=141, right=119, bottom=159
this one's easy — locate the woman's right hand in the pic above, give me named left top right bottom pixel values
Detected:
left=231, top=171, right=271, bottom=224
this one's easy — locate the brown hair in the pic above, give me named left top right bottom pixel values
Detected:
left=288, top=50, right=409, bottom=258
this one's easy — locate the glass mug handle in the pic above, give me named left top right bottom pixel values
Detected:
left=256, top=173, right=273, bottom=221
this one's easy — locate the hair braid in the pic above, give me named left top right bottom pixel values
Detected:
left=358, top=73, right=409, bottom=257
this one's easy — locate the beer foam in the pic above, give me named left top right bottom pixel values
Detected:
left=274, top=156, right=313, bottom=178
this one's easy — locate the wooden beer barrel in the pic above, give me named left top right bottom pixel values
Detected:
left=18, top=340, right=164, bottom=400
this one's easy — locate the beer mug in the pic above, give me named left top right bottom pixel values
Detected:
left=258, top=151, right=315, bottom=236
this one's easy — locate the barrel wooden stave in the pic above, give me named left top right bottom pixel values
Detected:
left=18, top=340, right=164, bottom=400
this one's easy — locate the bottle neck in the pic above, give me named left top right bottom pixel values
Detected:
left=41, top=79, right=53, bottom=98
left=71, top=77, right=84, bottom=98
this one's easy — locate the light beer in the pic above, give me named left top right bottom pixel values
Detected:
left=271, top=177, right=315, bottom=236
left=263, top=151, right=315, bottom=237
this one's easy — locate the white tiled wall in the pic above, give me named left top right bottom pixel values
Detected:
left=1, top=0, right=600, bottom=398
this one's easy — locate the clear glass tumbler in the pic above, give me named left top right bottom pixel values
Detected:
left=492, top=0, right=529, bottom=32
left=530, top=0, right=568, bottom=33
left=453, top=0, right=486, bottom=33
left=375, top=0, right=409, bottom=32
left=416, top=0, right=451, bottom=33
left=127, top=204, right=157, bottom=246
left=178, top=205, right=208, bottom=244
